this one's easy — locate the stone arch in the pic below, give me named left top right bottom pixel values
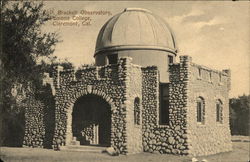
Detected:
left=194, top=92, right=207, bottom=100
left=69, top=86, right=114, bottom=107
left=64, top=87, right=115, bottom=146
left=213, top=95, right=225, bottom=104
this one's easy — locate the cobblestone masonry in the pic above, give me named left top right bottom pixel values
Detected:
left=141, top=59, right=189, bottom=155
left=23, top=85, right=55, bottom=149
left=79, top=122, right=95, bottom=144
left=23, top=56, right=232, bottom=156
left=51, top=58, right=130, bottom=154
left=23, top=97, right=45, bottom=148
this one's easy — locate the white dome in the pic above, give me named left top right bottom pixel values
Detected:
left=95, top=8, right=177, bottom=56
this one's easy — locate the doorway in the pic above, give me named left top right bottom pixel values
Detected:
left=72, top=94, right=111, bottom=146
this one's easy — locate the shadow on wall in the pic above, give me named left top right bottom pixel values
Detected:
left=0, top=84, right=56, bottom=148
left=38, top=84, right=55, bottom=149
left=0, top=109, right=25, bottom=147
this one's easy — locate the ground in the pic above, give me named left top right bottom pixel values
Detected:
left=0, top=137, right=249, bottom=162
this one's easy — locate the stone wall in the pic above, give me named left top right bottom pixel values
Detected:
left=51, top=58, right=132, bottom=154
left=181, top=56, right=232, bottom=156
left=23, top=97, right=45, bottom=148
left=140, top=55, right=231, bottom=156
left=80, top=122, right=95, bottom=144
left=141, top=64, right=189, bottom=155
left=125, top=58, right=143, bottom=154
left=23, top=55, right=232, bottom=156
left=23, top=85, right=55, bottom=149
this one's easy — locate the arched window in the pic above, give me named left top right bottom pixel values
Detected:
left=216, top=99, right=223, bottom=123
left=134, top=97, right=140, bottom=125
left=197, top=97, right=205, bottom=123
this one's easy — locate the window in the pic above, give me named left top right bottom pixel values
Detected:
left=159, top=83, right=170, bottom=125
left=168, top=55, right=173, bottom=64
left=198, top=68, right=202, bottom=78
left=134, top=97, right=140, bottom=125
left=197, top=97, right=205, bottom=123
left=209, top=72, right=212, bottom=82
left=107, top=54, right=118, bottom=64
left=219, top=74, right=222, bottom=82
left=216, top=100, right=223, bottom=123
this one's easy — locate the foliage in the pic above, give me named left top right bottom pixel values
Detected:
left=229, top=94, right=250, bottom=135
left=1, top=1, right=59, bottom=84
left=0, top=1, right=63, bottom=146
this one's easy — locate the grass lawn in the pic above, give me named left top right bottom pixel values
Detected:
left=0, top=141, right=249, bottom=162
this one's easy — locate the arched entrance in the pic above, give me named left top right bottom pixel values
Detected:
left=71, top=94, right=111, bottom=146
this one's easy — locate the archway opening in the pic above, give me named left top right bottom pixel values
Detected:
left=72, top=94, right=111, bottom=146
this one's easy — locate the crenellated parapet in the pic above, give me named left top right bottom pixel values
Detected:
left=49, top=57, right=134, bottom=89
left=173, top=55, right=231, bottom=92
left=168, top=55, right=232, bottom=156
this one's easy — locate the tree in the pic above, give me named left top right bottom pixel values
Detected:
left=0, top=1, right=60, bottom=146
left=1, top=1, right=59, bottom=84
left=229, top=94, right=250, bottom=135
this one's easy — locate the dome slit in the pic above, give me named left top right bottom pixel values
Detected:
left=96, top=20, right=112, bottom=51
left=109, top=13, right=122, bottom=44
left=145, top=13, right=157, bottom=45
left=137, top=12, right=142, bottom=44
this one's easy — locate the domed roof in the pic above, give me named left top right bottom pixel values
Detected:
left=95, top=8, right=177, bottom=56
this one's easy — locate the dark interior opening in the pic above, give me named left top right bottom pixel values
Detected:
left=107, top=54, right=118, bottom=64
left=196, top=97, right=204, bottom=123
left=197, top=101, right=202, bottom=122
left=41, top=84, right=55, bottom=149
left=168, top=55, right=173, bottom=64
left=159, top=83, right=170, bottom=125
left=72, top=94, right=111, bottom=146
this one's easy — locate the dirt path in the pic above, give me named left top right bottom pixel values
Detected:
left=0, top=142, right=249, bottom=162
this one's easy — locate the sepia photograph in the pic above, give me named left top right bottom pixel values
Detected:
left=0, top=0, right=249, bottom=162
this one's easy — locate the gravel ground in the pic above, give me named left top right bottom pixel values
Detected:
left=231, top=136, right=250, bottom=142
left=0, top=141, right=249, bottom=162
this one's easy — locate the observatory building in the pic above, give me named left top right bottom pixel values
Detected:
left=23, top=8, right=232, bottom=156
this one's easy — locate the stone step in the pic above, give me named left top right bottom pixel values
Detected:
left=60, top=145, right=107, bottom=153
left=69, top=140, right=80, bottom=145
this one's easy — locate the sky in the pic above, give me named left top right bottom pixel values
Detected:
left=43, top=1, right=249, bottom=98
